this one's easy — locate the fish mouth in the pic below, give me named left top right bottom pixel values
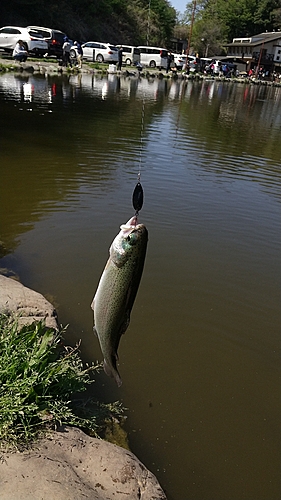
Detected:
left=120, top=216, right=139, bottom=235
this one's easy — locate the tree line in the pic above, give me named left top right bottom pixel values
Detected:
left=0, top=0, right=176, bottom=46
left=0, top=0, right=280, bottom=54
left=178, top=0, right=281, bottom=57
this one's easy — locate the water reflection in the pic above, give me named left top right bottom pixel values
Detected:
left=2, top=71, right=281, bottom=119
left=0, top=73, right=280, bottom=500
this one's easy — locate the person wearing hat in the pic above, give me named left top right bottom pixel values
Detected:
left=13, top=40, right=28, bottom=62
left=117, top=46, right=123, bottom=71
left=166, top=51, right=174, bottom=73
left=74, top=41, right=83, bottom=69
left=62, top=37, right=71, bottom=67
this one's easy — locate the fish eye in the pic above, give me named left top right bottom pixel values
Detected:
left=126, top=233, right=137, bottom=245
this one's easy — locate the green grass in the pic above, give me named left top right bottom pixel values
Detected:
left=26, top=57, right=57, bottom=63
left=0, top=314, right=124, bottom=450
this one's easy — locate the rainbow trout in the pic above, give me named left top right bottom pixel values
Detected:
left=91, top=216, right=148, bottom=387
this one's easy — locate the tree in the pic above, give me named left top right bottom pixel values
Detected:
left=0, top=0, right=177, bottom=46
left=253, top=0, right=281, bottom=30
left=147, top=0, right=177, bottom=46
left=200, top=0, right=281, bottom=40
left=173, top=0, right=281, bottom=57
left=175, top=0, right=226, bottom=56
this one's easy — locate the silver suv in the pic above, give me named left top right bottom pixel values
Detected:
left=27, top=26, right=67, bottom=57
left=75, top=42, right=118, bottom=63
left=0, top=26, right=48, bottom=56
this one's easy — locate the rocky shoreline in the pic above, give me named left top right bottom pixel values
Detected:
left=1, top=55, right=281, bottom=87
left=0, top=275, right=167, bottom=500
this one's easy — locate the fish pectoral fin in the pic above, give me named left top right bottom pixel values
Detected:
left=120, top=313, right=130, bottom=335
left=103, top=358, right=122, bottom=387
left=110, top=244, right=129, bottom=268
left=93, top=326, right=98, bottom=337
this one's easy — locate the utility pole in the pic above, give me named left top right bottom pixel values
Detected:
left=186, top=0, right=196, bottom=56
left=146, top=0, right=151, bottom=46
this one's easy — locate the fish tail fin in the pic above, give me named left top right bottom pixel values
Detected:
left=103, top=358, right=122, bottom=387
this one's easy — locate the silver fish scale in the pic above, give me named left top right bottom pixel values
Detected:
left=91, top=223, right=148, bottom=386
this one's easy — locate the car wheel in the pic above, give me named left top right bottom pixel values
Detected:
left=70, top=49, right=76, bottom=58
left=149, top=60, right=156, bottom=68
left=96, top=54, right=104, bottom=63
left=125, top=58, right=131, bottom=66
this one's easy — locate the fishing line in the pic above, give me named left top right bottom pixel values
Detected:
left=132, top=96, right=145, bottom=217
left=173, top=78, right=187, bottom=144
left=173, top=2, right=197, bottom=145
left=132, top=0, right=151, bottom=220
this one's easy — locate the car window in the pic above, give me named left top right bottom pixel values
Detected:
left=28, top=30, right=44, bottom=38
left=109, top=46, right=118, bottom=51
left=39, top=30, right=50, bottom=38
left=1, top=28, right=21, bottom=34
left=53, top=32, right=66, bottom=43
left=27, top=27, right=51, bottom=38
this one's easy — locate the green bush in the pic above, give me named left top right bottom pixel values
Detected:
left=0, top=315, right=124, bottom=449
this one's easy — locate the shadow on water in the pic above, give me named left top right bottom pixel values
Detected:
left=0, top=72, right=281, bottom=500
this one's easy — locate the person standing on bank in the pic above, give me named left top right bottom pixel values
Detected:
left=13, top=40, right=28, bottom=62
left=166, top=51, right=173, bottom=73
left=74, top=41, right=83, bottom=69
left=62, top=37, right=71, bottom=67
left=117, top=46, right=123, bottom=71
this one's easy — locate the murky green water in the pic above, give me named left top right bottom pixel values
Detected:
left=0, top=72, right=280, bottom=500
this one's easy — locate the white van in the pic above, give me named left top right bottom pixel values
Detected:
left=137, top=46, right=168, bottom=69
left=116, top=45, right=140, bottom=66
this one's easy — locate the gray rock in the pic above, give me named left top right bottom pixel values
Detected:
left=0, top=276, right=167, bottom=499
left=0, top=426, right=167, bottom=499
left=0, top=275, right=58, bottom=330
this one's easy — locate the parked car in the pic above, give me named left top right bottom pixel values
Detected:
left=173, top=53, right=186, bottom=70
left=26, top=26, right=67, bottom=57
left=116, top=45, right=140, bottom=66
left=172, top=54, right=199, bottom=71
left=0, top=26, right=48, bottom=56
left=137, top=46, right=168, bottom=68
left=73, top=42, right=118, bottom=63
left=187, top=55, right=200, bottom=72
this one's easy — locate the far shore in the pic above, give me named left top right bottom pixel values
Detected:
left=1, top=53, right=281, bottom=86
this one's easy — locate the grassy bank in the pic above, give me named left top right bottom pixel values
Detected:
left=0, top=314, right=124, bottom=450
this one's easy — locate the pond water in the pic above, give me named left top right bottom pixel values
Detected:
left=0, top=72, right=280, bottom=500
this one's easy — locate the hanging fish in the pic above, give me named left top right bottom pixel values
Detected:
left=91, top=216, right=148, bottom=387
